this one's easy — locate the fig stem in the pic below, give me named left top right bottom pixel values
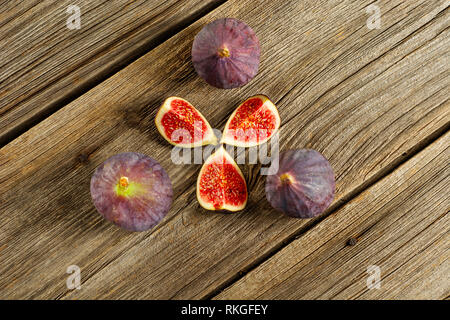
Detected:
left=119, top=176, right=129, bottom=189
left=280, top=173, right=294, bottom=185
left=217, top=47, right=230, bottom=58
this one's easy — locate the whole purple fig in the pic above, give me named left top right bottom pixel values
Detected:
left=191, top=18, right=260, bottom=89
left=90, top=152, right=173, bottom=232
left=265, top=149, right=335, bottom=218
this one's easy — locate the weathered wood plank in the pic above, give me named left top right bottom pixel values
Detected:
left=216, top=132, right=449, bottom=300
left=0, top=0, right=448, bottom=299
left=0, top=0, right=225, bottom=145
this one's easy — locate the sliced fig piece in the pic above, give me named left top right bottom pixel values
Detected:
left=197, top=146, right=248, bottom=211
left=265, top=149, right=335, bottom=219
left=155, top=97, right=217, bottom=147
left=90, top=152, right=173, bottom=232
left=192, top=18, right=260, bottom=89
left=221, top=95, right=280, bottom=147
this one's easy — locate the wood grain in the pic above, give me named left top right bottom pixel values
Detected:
left=0, top=0, right=225, bottom=145
left=0, top=0, right=448, bottom=299
left=216, top=132, right=449, bottom=300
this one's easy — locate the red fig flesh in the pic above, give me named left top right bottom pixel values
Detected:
left=221, top=95, right=280, bottom=147
left=192, top=18, right=260, bottom=89
left=197, top=146, right=247, bottom=211
left=155, top=97, right=217, bottom=147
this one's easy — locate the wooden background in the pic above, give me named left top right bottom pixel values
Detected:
left=0, top=0, right=448, bottom=299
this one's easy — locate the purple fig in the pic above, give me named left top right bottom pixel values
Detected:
left=266, top=149, right=335, bottom=218
left=90, top=152, right=173, bottom=231
left=192, top=18, right=260, bottom=89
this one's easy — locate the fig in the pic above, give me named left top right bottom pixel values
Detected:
left=90, top=152, right=173, bottom=232
left=197, top=146, right=247, bottom=211
left=155, top=97, right=217, bottom=147
left=192, top=18, right=260, bottom=89
left=221, top=95, right=280, bottom=147
left=265, top=149, right=335, bottom=218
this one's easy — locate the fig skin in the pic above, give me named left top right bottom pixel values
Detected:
left=265, top=149, right=335, bottom=218
left=192, top=18, right=260, bottom=89
left=90, top=152, right=173, bottom=232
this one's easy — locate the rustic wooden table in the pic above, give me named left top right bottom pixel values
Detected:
left=0, top=0, right=448, bottom=299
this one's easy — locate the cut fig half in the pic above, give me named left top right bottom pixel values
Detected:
left=221, top=95, right=280, bottom=147
left=155, top=97, right=217, bottom=148
left=197, top=146, right=248, bottom=211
